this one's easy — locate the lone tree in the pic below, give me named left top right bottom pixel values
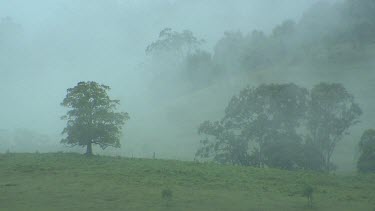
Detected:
left=302, top=185, right=314, bottom=207
left=61, top=81, right=129, bottom=155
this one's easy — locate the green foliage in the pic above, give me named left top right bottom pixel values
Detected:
left=196, top=120, right=253, bottom=166
left=262, top=132, right=304, bottom=170
left=144, top=3, right=375, bottom=94
left=357, top=129, right=375, bottom=173
left=161, top=188, right=173, bottom=199
left=341, top=0, right=375, bottom=46
left=213, top=31, right=248, bottom=72
left=161, top=188, right=173, bottom=206
left=196, top=83, right=309, bottom=169
left=146, top=28, right=204, bottom=56
left=211, top=0, right=375, bottom=73
left=307, top=82, right=362, bottom=171
left=183, top=50, right=219, bottom=89
left=61, top=81, right=129, bottom=155
left=196, top=82, right=361, bottom=172
left=144, top=28, right=219, bottom=95
left=302, top=185, right=314, bottom=207
left=301, top=137, right=325, bottom=171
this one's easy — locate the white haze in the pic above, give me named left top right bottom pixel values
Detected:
left=2, top=0, right=360, bottom=164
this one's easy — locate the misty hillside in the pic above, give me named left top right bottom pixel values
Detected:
left=1, top=0, right=375, bottom=172
left=122, top=0, right=375, bottom=170
left=2, top=1, right=375, bottom=210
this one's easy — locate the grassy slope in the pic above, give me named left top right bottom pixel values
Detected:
left=0, top=153, right=374, bottom=211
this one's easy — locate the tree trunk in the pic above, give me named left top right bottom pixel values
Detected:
left=259, top=144, right=264, bottom=168
left=326, top=155, right=331, bottom=172
left=86, top=141, right=93, bottom=155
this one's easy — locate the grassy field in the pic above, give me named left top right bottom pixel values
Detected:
left=0, top=153, right=374, bottom=211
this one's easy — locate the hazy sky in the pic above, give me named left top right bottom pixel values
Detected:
left=0, top=0, right=328, bottom=129
left=0, top=0, right=331, bottom=48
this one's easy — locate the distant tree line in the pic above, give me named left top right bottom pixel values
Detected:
left=212, top=0, right=375, bottom=73
left=144, top=28, right=218, bottom=97
left=195, top=82, right=362, bottom=172
left=144, top=0, right=375, bottom=96
left=0, top=128, right=54, bottom=153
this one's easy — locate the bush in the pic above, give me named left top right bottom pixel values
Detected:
left=358, top=129, right=375, bottom=173
left=302, top=185, right=314, bottom=207
left=161, top=188, right=173, bottom=206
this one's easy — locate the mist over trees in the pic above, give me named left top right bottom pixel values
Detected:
left=2, top=2, right=375, bottom=210
left=207, top=0, right=375, bottom=76
left=0, top=0, right=374, bottom=172
left=357, top=129, right=375, bottom=172
left=306, top=83, right=362, bottom=171
left=141, top=0, right=375, bottom=100
left=144, top=28, right=219, bottom=97
left=0, top=128, right=54, bottom=153
left=196, top=82, right=362, bottom=172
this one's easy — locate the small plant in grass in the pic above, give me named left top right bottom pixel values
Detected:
left=161, top=188, right=173, bottom=206
left=303, top=184, right=314, bottom=207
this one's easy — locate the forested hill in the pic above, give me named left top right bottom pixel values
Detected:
left=211, top=0, right=375, bottom=75
left=131, top=0, right=375, bottom=166
left=1, top=0, right=374, bottom=166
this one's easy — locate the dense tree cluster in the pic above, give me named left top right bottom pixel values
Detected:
left=144, top=0, right=375, bottom=95
left=196, top=83, right=362, bottom=171
left=212, top=0, right=375, bottom=73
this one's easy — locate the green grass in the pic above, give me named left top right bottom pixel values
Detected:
left=0, top=153, right=374, bottom=211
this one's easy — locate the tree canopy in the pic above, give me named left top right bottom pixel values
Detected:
left=357, top=129, right=375, bottom=173
left=196, top=83, right=309, bottom=169
left=146, top=28, right=204, bottom=57
left=307, top=82, right=362, bottom=171
left=196, top=82, right=361, bottom=171
left=144, top=28, right=219, bottom=96
left=61, top=81, right=129, bottom=155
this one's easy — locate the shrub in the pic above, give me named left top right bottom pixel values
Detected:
left=358, top=129, right=375, bottom=173
left=161, top=188, right=173, bottom=206
left=302, top=185, right=314, bottom=207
